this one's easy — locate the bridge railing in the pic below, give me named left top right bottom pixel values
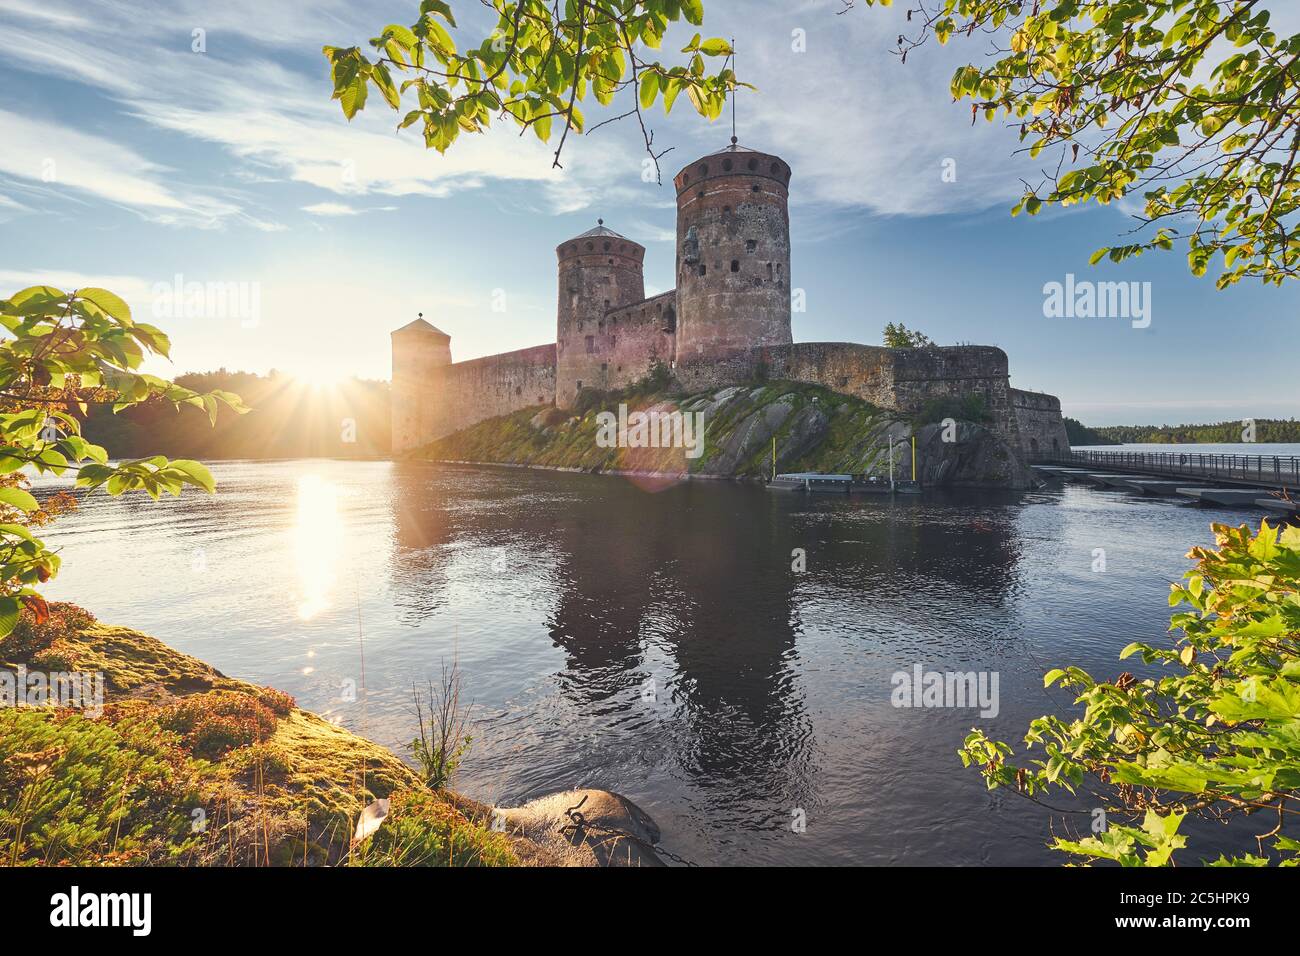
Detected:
left=1037, top=450, right=1300, bottom=487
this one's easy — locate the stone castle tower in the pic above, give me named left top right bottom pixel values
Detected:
left=390, top=316, right=452, bottom=455
left=555, top=223, right=646, bottom=408
left=673, top=143, right=793, bottom=363
left=389, top=141, right=1069, bottom=460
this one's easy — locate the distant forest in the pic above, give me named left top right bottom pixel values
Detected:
left=81, top=370, right=391, bottom=460
left=1065, top=417, right=1300, bottom=446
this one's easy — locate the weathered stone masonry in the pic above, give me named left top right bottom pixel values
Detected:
left=391, top=142, right=1068, bottom=459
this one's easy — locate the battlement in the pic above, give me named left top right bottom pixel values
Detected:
left=673, top=147, right=792, bottom=196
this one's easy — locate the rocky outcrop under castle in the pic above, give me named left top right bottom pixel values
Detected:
left=412, top=379, right=1034, bottom=489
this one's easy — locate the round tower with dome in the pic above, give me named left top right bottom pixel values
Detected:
left=555, top=221, right=646, bottom=408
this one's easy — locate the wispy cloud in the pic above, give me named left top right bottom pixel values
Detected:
left=700, top=0, right=1041, bottom=216
left=0, top=110, right=197, bottom=212
left=302, top=202, right=361, bottom=217
left=0, top=1, right=657, bottom=221
left=0, top=268, right=156, bottom=303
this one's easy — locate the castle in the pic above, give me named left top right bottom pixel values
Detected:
left=391, top=142, right=1069, bottom=462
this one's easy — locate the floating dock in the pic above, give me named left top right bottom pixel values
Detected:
left=1030, top=463, right=1297, bottom=517
left=1177, top=487, right=1277, bottom=507
left=768, top=473, right=919, bottom=495
left=769, top=473, right=854, bottom=493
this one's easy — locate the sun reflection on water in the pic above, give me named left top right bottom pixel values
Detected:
left=294, top=474, right=342, bottom=619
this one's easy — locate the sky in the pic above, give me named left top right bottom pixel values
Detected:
left=0, top=0, right=1297, bottom=426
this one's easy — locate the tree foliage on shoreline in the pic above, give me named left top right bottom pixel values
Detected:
left=851, top=0, right=1300, bottom=287
left=325, top=0, right=740, bottom=182
left=0, top=285, right=245, bottom=641
left=1066, top=417, right=1300, bottom=445
left=961, top=521, right=1300, bottom=866
left=81, top=370, right=391, bottom=461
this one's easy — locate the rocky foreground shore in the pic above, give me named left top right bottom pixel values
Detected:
left=0, top=604, right=663, bottom=867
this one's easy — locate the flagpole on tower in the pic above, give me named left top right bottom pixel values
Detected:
left=730, top=37, right=738, bottom=146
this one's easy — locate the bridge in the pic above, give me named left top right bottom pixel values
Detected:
left=1031, top=450, right=1299, bottom=518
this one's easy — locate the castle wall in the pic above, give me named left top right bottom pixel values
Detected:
left=600, top=290, right=678, bottom=391
left=1011, top=388, right=1070, bottom=458
left=889, top=346, right=1018, bottom=440
left=675, top=343, right=1017, bottom=436
left=393, top=343, right=556, bottom=453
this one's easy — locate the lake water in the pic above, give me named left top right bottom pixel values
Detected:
left=34, top=460, right=1281, bottom=865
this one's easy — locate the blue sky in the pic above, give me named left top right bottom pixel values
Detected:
left=0, top=0, right=1296, bottom=426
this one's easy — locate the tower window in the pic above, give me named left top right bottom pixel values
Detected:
left=730, top=260, right=740, bottom=273
left=766, top=262, right=773, bottom=280
left=723, top=159, right=733, bottom=171
left=698, top=264, right=707, bottom=276
left=585, top=336, right=595, bottom=354
left=748, top=158, right=758, bottom=171
left=610, top=335, right=616, bottom=348
left=746, top=240, right=757, bottom=254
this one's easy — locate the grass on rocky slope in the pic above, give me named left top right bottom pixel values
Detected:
left=0, top=604, right=520, bottom=867
left=413, top=378, right=903, bottom=479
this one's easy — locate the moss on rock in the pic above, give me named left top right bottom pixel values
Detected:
left=0, top=603, right=515, bottom=867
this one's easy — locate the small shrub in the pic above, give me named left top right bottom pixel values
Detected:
left=0, top=709, right=205, bottom=864
left=225, top=741, right=294, bottom=779
left=351, top=788, right=515, bottom=867
left=160, top=691, right=279, bottom=759
left=410, top=662, right=471, bottom=791
left=256, top=686, right=296, bottom=718
left=29, top=640, right=77, bottom=672
left=537, top=406, right=567, bottom=428
left=574, top=386, right=614, bottom=417
left=630, top=360, right=675, bottom=396
left=4, top=603, right=96, bottom=658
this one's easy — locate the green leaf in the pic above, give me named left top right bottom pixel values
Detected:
left=78, top=287, right=132, bottom=324
left=639, top=72, right=660, bottom=109
left=168, top=459, right=216, bottom=494
left=0, top=595, right=20, bottom=638
left=0, top=487, right=39, bottom=512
